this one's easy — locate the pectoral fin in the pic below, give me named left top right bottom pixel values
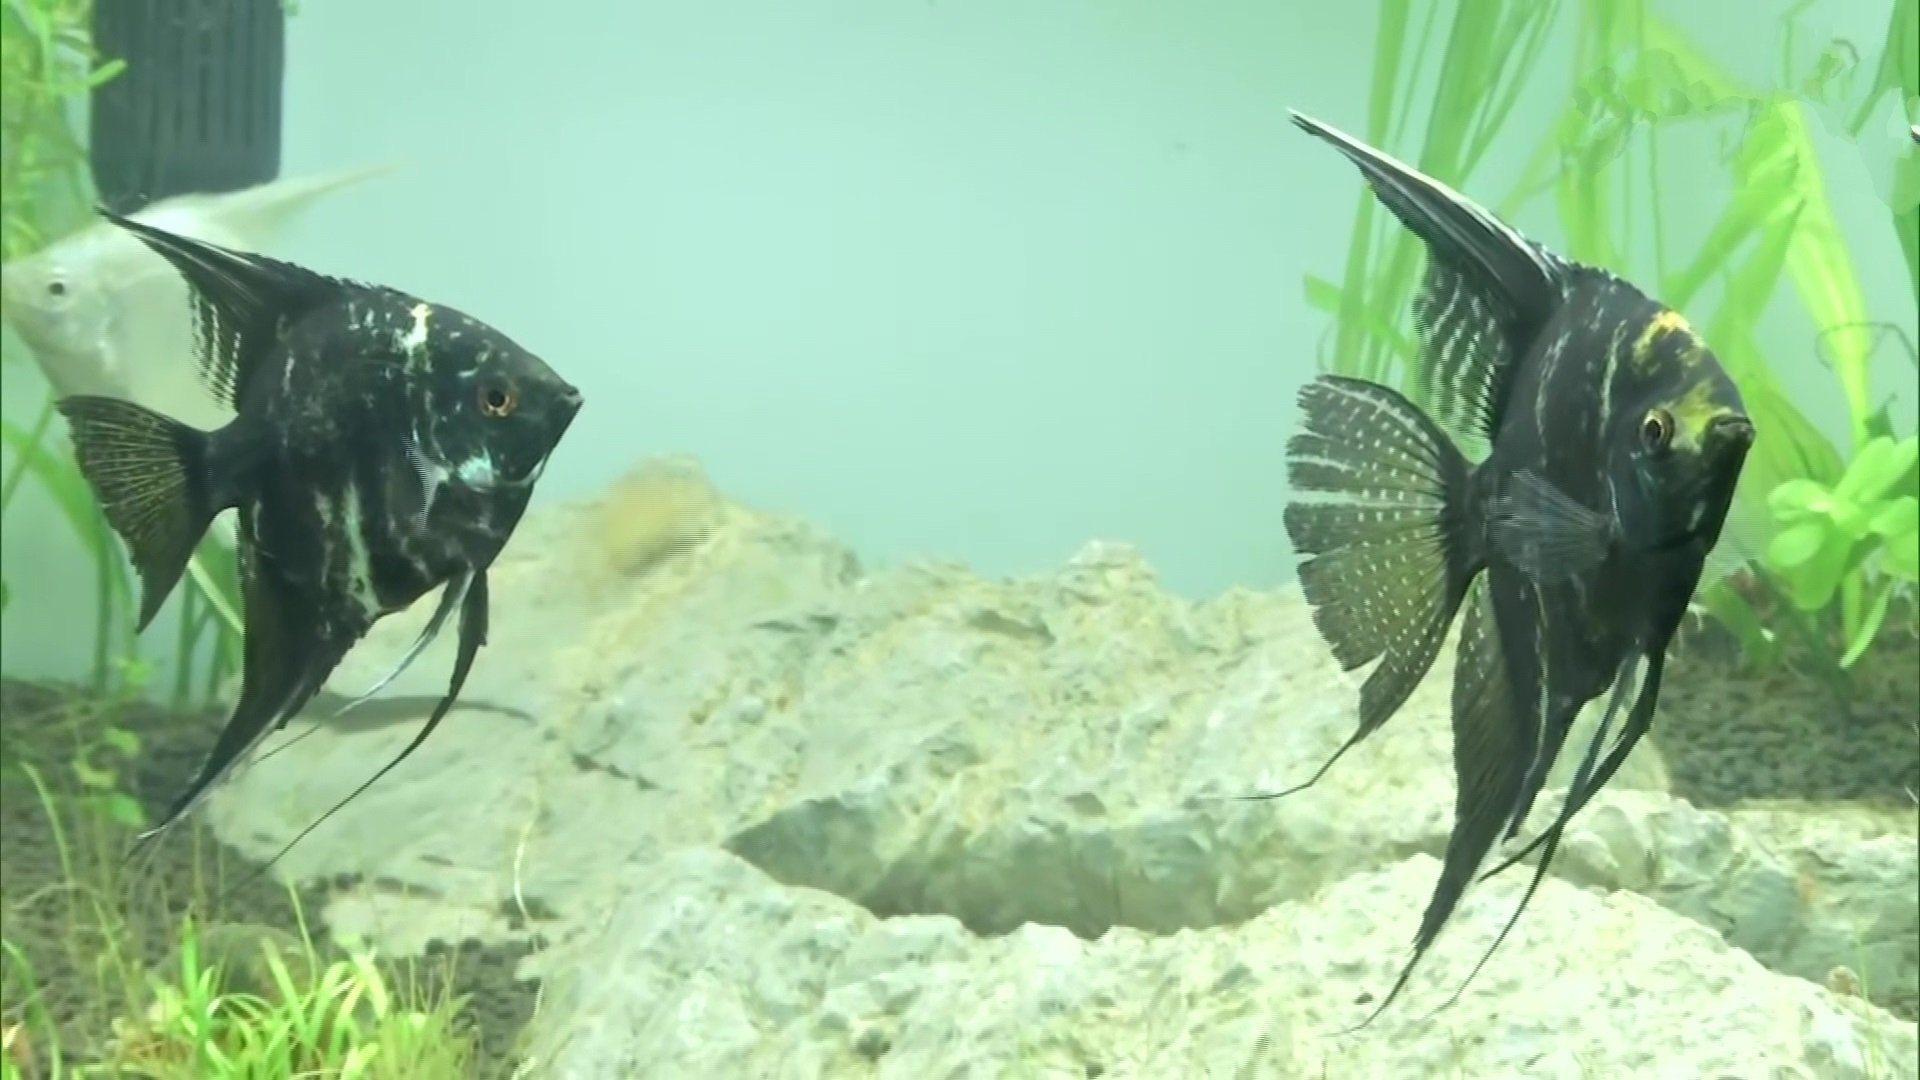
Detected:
left=1488, top=469, right=1613, bottom=581
left=402, top=430, right=448, bottom=534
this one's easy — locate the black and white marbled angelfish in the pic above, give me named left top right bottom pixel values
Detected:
left=56, top=210, right=582, bottom=861
left=1250, top=112, right=1756, bottom=1031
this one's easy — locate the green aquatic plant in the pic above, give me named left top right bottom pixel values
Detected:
left=1, top=0, right=242, bottom=707
left=0, top=686, right=480, bottom=1079
left=1764, top=434, right=1920, bottom=668
left=1302, top=0, right=1562, bottom=404
left=99, top=916, right=475, bottom=1080
left=0, top=0, right=123, bottom=258
left=1, top=0, right=134, bottom=694
left=1591, top=2, right=1920, bottom=679
left=0, top=402, right=138, bottom=690
left=1825, top=0, right=1916, bottom=304
left=1314, top=0, right=1915, bottom=682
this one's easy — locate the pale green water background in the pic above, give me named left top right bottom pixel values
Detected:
left=2, top=0, right=1911, bottom=687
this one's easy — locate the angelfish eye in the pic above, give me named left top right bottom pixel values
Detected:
left=47, top=279, right=67, bottom=298
left=479, top=382, right=518, bottom=418
left=1641, top=408, right=1673, bottom=451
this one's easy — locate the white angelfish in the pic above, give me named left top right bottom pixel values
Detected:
left=0, top=163, right=398, bottom=432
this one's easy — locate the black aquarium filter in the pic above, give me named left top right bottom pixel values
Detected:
left=89, top=0, right=287, bottom=215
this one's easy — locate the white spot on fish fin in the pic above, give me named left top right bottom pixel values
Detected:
left=1489, top=468, right=1613, bottom=581
left=329, top=571, right=473, bottom=719
left=405, top=429, right=448, bottom=534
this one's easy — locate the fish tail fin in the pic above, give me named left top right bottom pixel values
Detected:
left=55, top=395, right=220, bottom=632
left=1276, top=375, right=1481, bottom=788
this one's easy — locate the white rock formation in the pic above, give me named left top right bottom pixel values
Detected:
left=519, top=847, right=1912, bottom=1080
left=202, top=458, right=1919, bottom=1077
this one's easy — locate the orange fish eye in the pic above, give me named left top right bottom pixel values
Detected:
left=479, top=382, right=518, bottom=417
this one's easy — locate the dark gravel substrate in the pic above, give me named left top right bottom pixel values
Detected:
left=0, top=678, right=541, bottom=1076
left=1656, top=624, right=1920, bottom=809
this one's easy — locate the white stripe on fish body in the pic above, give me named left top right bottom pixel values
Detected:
left=328, top=485, right=384, bottom=620
left=400, top=302, right=433, bottom=360
left=281, top=346, right=299, bottom=398
left=1597, top=324, right=1623, bottom=434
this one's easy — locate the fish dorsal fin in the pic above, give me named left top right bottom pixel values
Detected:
left=97, top=207, right=357, bottom=411
left=1290, top=110, right=1565, bottom=440
left=1412, top=262, right=1516, bottom=447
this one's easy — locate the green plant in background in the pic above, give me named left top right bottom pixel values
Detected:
left=1766, top=434, right=1920, bottom=667
left=1316, top=0, right=1919, bottom=685
left=1304, top=0, right=1564, bottom=409
left=2, top=686, right=481, bottom=1079
left=1558, top=0, right=1919, bottom=682
left=97, top=916, right=475, bottom=1080
left=0, top=401, right=139, bottom=691
left=1827, top=0, right=1917, bottom=306
left=1, top=0, right=243, bottom=706
left=1, top=0, right=122, bottom=256
left=1, top=5, right=382, bottom=1070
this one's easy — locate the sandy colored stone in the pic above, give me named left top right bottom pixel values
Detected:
left=192, top=456, right=1918, bottom=1074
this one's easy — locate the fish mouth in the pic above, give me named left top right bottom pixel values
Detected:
left=554, top=383, right=584, bottom=430
left=514, top=385, right=581, bottom=486
left=1706, top=413, right=1754, bottom=449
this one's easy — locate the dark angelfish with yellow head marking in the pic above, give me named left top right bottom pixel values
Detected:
left=55, top=211, right=582, bottom=874
left=1257, top=112, right=1755, bottom=1029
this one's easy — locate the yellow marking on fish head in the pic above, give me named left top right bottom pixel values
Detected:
left=1631, top=308, right=1700, bottom=373
left=1666, top=379, right=1740, bottom=455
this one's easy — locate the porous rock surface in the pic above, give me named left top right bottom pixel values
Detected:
left=204, top=457, right=1919, bottom=1078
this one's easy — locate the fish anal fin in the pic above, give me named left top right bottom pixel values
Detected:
left=1488, top=468, right=1613, bottom=582
left=56, top=395, right=218, bottom=631
left=1483, top=652, right=1665, bottom=882
left=1339, top=576, right=1531, bottom=1031
left=129, top=532, right=349, bottom=852
left=227, top=570, right=493, bottom=902
left=1432, top=663, right=1637, bottom=1021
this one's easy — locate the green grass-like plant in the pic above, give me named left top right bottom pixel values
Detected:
left=2, top=0, right=242, bottom=706
left=3, top=4, right=477, bottom=1073
left=0, top=686, right=480, bottom=1079
left=95, top=917, right=474, bottom=1080
left=1312, top=0, right=1919, bottom=684
left=1305, top=0, right=1563, bottom=404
